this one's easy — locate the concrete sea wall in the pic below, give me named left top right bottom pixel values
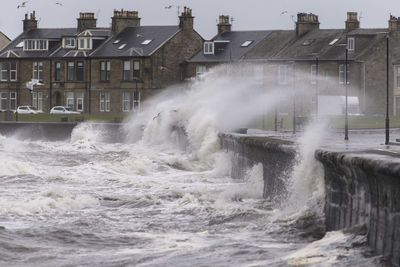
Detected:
left=0, top=122, right=125, bottom=142
left=219, top=133, right=296, bottom=201
left=315, top=150, right=400, bottom=266
left=220, top=133, right=400, bottom=266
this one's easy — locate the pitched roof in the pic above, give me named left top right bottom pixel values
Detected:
left=189, top=30, right=272, bottom=63
left=91, top=26, right=181, bottom=58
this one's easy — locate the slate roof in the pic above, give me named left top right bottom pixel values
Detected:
left=0, top=28, right=77, bottom=58
left=91, top=26, right=181, bottom=58
left=189, top=30, right=272, bottom=63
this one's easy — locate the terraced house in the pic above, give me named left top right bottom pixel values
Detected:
left=0, top=7, right=203, bottom=113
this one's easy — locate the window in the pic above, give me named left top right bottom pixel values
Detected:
left=10, top=92, right=16, bottom=111
left=123, top=92, right=130, bottom=112
left=311, top=64, right=317, bottom=84
left=347, top=37, right=355, bottom=51
left=32, top=92, right=43, bottom=111
left=76, top=61, right=84, bottom=81
left=141, top=39, right=152, bottom=45
left=64, top=38, right=76, bottom=48
left=1, top=62, right=8, bottom=81
left=253, top=65, right=264, bottom=83
left=397, top=66, right=400, bottom=88
left=196, top=65, right=206, bottom=77
left=99, top=92, right=110, bottom=112
left=204, top=42, right=214, bottom=55
left=113, top=39, right=120, bottom=44
left=339, top=64, right=350, bottom=85
left=67, top=62, right=74, bottom=81
left=133, top=91, right=140, bottom=111
left=76, top=92, right=84, bottom=112
left=0, top=92, right=7, bottom=110
left=66, top=92, right=74, bottom=109
left=241, top=40, right=253, bottom=47
left=100, top=61, right=110, bottom=82
left=33, top=61, right=43, bottom=82
left=123, top=60, right=130, bottom=81
left=396, top=97, right=400, bottom=116
left=10, top=62, right=17, bottom=81
left=329, top=38, right=339, bottom=46
left=23, top=39, right=48, bottom=51
left=78, top=38, right=91, bottom=50
left=278, top=65, right=288, bottom=85
left=55, top=62, right=61, bottom=81
left=133, top=61, right=140, bottom=80
left=118, top=44, right=127, bottom=50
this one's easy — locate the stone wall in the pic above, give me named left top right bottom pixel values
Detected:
left=219, top=133, right=296, bottom=201
left=315, top=149, right=400, bottom=266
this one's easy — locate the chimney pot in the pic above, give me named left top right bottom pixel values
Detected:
left=296, top=13, right=319, bottom=36
left=112, top=9, right=141, bottom=36
left=345, top=12, right=360, bottom=31
left=23, top=11, right=38, bottom=32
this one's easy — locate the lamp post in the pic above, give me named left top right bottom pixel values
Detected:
left=292, top=62, right=296, bottom=134
left=315, top=56, right=319, bottom=117
left=385, top=34, right=390, bottom=145
left=345, top=48, right=349, bottom=141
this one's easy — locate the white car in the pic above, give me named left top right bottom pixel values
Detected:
left=16, top=106, right=42, bottom=114
left=50, top=106, right=81, bottom=114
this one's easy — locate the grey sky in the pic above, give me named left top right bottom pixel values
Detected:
left=1, top=0, right=399, bottom=40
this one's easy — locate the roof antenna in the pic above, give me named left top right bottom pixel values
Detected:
left=96, top=9, right=100, bottom=19
left=358, top=11, right=363, bottom=22
left=230, top=17, right=235, bottom=24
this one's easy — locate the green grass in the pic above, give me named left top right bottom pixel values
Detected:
left=3, top=113, right=129, bottom=123
left=252, top=114, right=400, bottom=131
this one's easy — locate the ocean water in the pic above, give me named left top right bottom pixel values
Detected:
left=0, top=67, right=386, bottom=266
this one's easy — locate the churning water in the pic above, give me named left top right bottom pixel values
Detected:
left=0, top=67, right=384, bottom=266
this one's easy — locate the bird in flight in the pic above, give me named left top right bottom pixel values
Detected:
left=280, top=11, right=288, bottom=15
left=55, top=2, right=63, bottom=6
left=165, top=6, right=172, bottom=9
left=17, top=1, right=28, bottom=8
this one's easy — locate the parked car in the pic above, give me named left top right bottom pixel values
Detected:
left=16, top=106, right=42, bottom=114
left=50, top=106, right=81, bottom=114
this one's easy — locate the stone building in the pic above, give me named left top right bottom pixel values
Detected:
left=188, top=12, right=400, bottom=116
left=0, top=8, right=203, bottom=113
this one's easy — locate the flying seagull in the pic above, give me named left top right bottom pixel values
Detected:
left=280, top=11, right=288, bottom=15
left=26, top=79, right=43, bottom=92
left=165, top=5, right=172, bottom=9
left=55, top=2, right=63, bottom=6
left=17, top=1, right=28, bottom=8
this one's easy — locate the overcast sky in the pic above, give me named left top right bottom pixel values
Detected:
left=1, top=0, right=399, bottom=40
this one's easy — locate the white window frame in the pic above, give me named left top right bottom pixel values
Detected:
left=196, top=65, right=206, bottom=77
left=1, top=62, right=7, bottom=81
left=0, top=92, right=7, bottom=111
left=123, top=60, right=130, bottom=81
left=78, top=37, right=92, bottom=50
left=10, top=92, right=16, bottom=111
left=133, top=91, right=140, bottom=112
left=33, top=61, right=43, bottom=81
left=339, top=64, right=350, bottom=85
left=76, top=92, right=83, bottom=112
left=122, top=92, right=130, bottom=112
left=203, top=42, right=214, bottom=55
left=66, top=92, right=74, bottom=109
left=311, top=64, right=317, bottom=85
left=32, top=92, right=43, bottom=111
left=63, top=38, right=76, bottom=48
left=10, top=62, right=17, bottom=81
left=100, top=92, right=110, bottom=112
left=347, top=37, right=355, bottom=52
left=23, top=39, right=48, bottom=51
left=397, top=66, right=400, bottom=88
left=278, top=65, right=288, bottom=85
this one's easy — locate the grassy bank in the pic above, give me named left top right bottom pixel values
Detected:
left=1, top=112, right=129, bottom=123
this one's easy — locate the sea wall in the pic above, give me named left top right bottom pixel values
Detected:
left=219, top=133, right=296, bottom=201
left=0, top=122, right=124, bottom=142
left=220, top=133, right=399, bottom=265
left=315, top=150, right=400, bottom=266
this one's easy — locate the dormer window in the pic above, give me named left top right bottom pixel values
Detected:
left=63, top=38, right=76, bottom=48
left=23, top=39, right=48, bottom=51
left=204, top=42, right=214, bottom=55
left=347, top=37, right=355, bottom=51
left=78, top=37, right=92, bottom=50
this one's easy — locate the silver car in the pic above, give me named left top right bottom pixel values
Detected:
left=50, top=106, right=81, bottom=114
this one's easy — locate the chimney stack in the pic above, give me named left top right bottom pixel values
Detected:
left=389, top=15, right=400, bottom=32
left=296, top=13, right=319, bottom=36
left=345, top=12, right=360, bottom=31
left=112, top=9, right=141, bottom=36
left=77, top=12, right=97, bottom=32
left=23, top=11, right=38, bottom=32
left=217, top=15, right=231, bottom=34
left=179, top=6, right=194, bottom=30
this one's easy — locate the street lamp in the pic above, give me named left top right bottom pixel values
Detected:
left=385, top=34, right=390, bottom=145
left=345, top=48, right=349, bottom=141
left=292, top=62, right=296, bottom=134
left=315, top=56, right=319, bottom=117
left=133, top=77, right=141, bottom=112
